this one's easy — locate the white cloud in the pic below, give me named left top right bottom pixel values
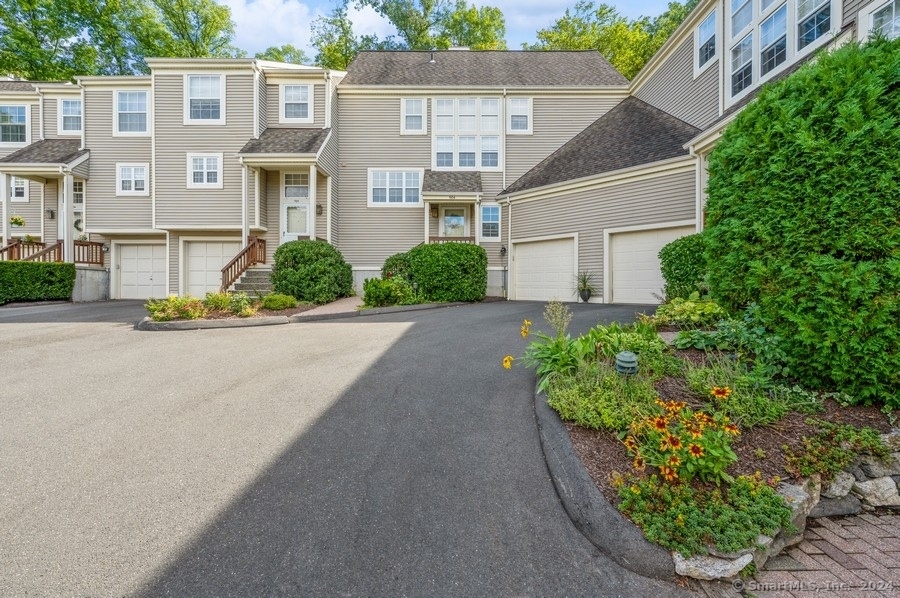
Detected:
left=346, top=4, right=397, bottom=39
left=221, top=0, right=317, bottom=56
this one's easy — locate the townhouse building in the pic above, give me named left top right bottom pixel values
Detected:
left=1, top=0, right=895, bottom=303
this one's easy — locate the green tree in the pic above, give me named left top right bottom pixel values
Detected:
left=437, top=0, right=506, bottom=49
left=311, top=2, right=400, bottom=70
left=358, top=0, right=449, bottom=49
left=527, top=0, right=698, bottom=79
left=139, top=0, right=242, bottom=58
left=255, top=44, right=310, bottom=64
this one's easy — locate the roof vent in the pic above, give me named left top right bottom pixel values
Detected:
left=429, top=51, right=435, bottom=63
left=448, top=46, right=470, bottom=51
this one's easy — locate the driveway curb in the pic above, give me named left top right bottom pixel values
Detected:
left=534, top=389, right=677, bottom=581
left=135, top=315, right=289, bottom=331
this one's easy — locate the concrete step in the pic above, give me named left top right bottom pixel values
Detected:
left=233, top=282, right=274, bottom=293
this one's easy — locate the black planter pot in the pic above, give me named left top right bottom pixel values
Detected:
left=579, top=289, right=592, bottom=303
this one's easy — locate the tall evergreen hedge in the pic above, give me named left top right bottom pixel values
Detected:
left=407, top=243, right=487, bottom=302
left=705, top=37, right=900, bottom=405
left=0, top=262, right=76, bottom=305
left=659, top=233, right=707, bottom=300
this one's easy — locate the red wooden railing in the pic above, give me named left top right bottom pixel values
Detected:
left=74, top=240, right=104, bottom=266
left=221, top=236, right=267, bottom=292
left=22, top=240, right=63, bottom=263
left=429, top=236, right=476, bottom=244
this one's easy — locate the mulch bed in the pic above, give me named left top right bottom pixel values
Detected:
left=565, top=351, right=893, bottom=507
left=187, top=304, right=317, bottom=320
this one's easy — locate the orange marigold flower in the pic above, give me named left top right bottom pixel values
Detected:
left=502, top=355, right=514, bottom=370
left=668, top=435, right=683, bottom=450
left=689, top=443, right=704, bottom=458
left=724, top=423, right=740, bottom=436
left=652, top=416, right=669, bottom=432
left=667, top=454, right=681, bottom=468
left=710, top=386, right=733, bottom=400
left=660, top=466, right=679, bottom=482
left=633, top=455, right=646, bottom=471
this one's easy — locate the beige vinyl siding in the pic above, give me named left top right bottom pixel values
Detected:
left=845, top=0, right=875, bottom=27
left=264, top=171, right=280, bottom=263
left=154, top=72, right=254, bottom=229
left=7, top=180, right=43, bottom=240
left=265, top=82, right=326, bottom=128
left=82, top=87, right=152, bottom=230
left=258, top=74, right=268, bottom=131
left=505, top=95, right=626, bottom=186
left=44, top=98, right=59, bottom=138
left=318, top=130, right=339, bottom=243
left=633, top=37, right=720, bottom=129
left=511, top=166, right=696, bottom=293
left=314, top=170, right=327, bottom=240
left=43, top=180, right=58, bottom=243
left=337, top=95, right=431, bottom=267
left=257, top=168, right=268, bottom=230
left=31, top=103, right=39, bottom=143
left=72, top=160, right=89, bottom=179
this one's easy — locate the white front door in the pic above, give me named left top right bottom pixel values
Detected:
left=441, top=207, right=468, bottom=237
left=281, top=172, right=310, bottom=244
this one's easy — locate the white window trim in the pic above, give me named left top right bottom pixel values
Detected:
left=401, top=98, right=427, bottom=135
left=57, top=98, right=82, bottom=135
left=0, top=104, right=30, bottom=147
left=694, top=9, right=719, bottom=78
left=507, top=97, right=533, bottom=135
left=366, top=168, right=424, bottom=208
left=279, top=83, right=314, bottom=124
left=859, top=0, right=899, bottom=40
left=116, top=163, right=150, bottom=197
left=113, top=90, right=149, bottom=137
left=480, top=202, right=501, bottom=241
left=431, top=97, right=503, bottom=171
left=186, top=152, right=224, bottom=190
left=10, top=177, right=28, bottom=203
left=183, top=74, right=226, bottom=126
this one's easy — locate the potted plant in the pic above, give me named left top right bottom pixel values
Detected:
left=9, top=215, right=25, bottom=228
left=576, top=270, right=596, bottom=303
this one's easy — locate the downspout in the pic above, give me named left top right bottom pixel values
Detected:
left=80, top=82, right=86, bottom=150
left=36, top=87, right=45, bottom=140
left=504, top=196, right=512, bottom=299
left=239, top=157, right=249, bottom=243
left=689, top=147, right=703, bottom=233
left=501, top=87, right=507, bottom=191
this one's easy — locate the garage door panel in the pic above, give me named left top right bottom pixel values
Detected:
left=514, top=238, right=576, bottom=302
left=185, top=241, right=241, bottom=298
left=610, top=226, right=694, bottom=304
left=119, top=244, right=166, bottom=299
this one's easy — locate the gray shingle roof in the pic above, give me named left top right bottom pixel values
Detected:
left=422, top=170, right=482, bottom=194
left=0, top=139, right=86, bottom=164
left=342, top=51, right=628, bottom=87
left=502, top=97, right=700, bottom=196
left=239, top=128, right=331, bottom=154
left=0, top=81, right=36, bottom=93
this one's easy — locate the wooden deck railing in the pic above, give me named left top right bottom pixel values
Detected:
left=429, top=236, right=476, bottom=244
left=0, top=239, right=48, bottom=261
left=221, top=236, right=267, bottom=292
left=74, top=240, right=104, bottom=266
left=22, top=240, right=63, bottom=263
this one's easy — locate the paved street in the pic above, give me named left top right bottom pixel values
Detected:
left=0, top=300, right=684, bottom=597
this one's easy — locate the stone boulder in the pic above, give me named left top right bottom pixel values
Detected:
left=859, top=453, right=900, bottom=479
left=822, top=471, right=855, bottom=499
left=673, top=553, right=753, bottom=581
left=809, top=494, right=863, bottom=518
left=852, top=476, right=900, bottom=507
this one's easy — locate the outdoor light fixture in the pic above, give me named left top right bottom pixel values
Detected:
left=316, top=204, right=323, bottom=216
left=101, top=244, right=110, bottom=253
left=45, top=209, right=56, bottom=220
left=500, top=246, right=507, bottom=257
left=430, top=206, right=438, bottom=218
left=615, top=351, right=638, bottom=375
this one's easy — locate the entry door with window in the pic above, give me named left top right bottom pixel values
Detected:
left=441, top=207, right=468, bottom=237
left=281, top=173, right=310, bottom=243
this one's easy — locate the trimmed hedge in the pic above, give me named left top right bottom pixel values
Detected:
left=659, top=233, right=707, bottom=300
left=272, top=240, right=353, bottom=305
left=705, top=37, right=900, bottom=405
left=0, top=262, right=75, bottom=305
left=407, top=243, right=487, bottom=302
left=381, top=252, right=411, bottom=279
left=362, top=276, right=415, bottom=307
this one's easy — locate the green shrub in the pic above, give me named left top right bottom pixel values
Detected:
left=228, top=292, right=253, bottom=314
left=363, top=276, right=416, bottom=307
left=261, top=293, right=298, bottom=310
left=272, top=240, right=353, bottom=305
left=784, top=420, right=890, bottom=481
left=146, top=296, right=208, bottom=321
left=407, top=243, right=486, bottom=302
left=381, top=252, right=412, bottom=280
left=203, top=291, right=231, bottom=311
left=705, top=37, right=900, bottom=405
left=653, top=292, right=727, bottom=328
left=0, top=262, right=75, bottom=305
left=659, top=233, right=708, bottom=300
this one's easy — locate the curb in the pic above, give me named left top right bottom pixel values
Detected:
left=534, top=388, right=677, bottom=581
left=134, top=315, right=289, bottom=331
left=290, top=301, right=466, bottom=322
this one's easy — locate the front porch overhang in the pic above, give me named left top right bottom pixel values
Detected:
left=422, top=191, right=482, bottom=203
left=236, top=153, right=319, bottom=170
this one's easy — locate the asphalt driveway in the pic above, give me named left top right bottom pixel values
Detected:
left=0, top=300, right=686, bottom=597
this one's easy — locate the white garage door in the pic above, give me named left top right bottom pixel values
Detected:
left=119, top=244, right=166, bottom=299
left=185, top=241, right=241, bottom=298
left=514, top=237, right=576, bottom=302
left=610, top=226, right=695, bottom=304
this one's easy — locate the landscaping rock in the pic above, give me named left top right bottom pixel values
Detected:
left=881, top=430, right=900, bottom=452
left=822, top=471, right=855, bottom=498
left=852, top=476, right=900, bottom=507
left=859, top=453, right=900, bottom=478
left=809, top=494, right=862, bottom=518
left=673, top=553, right=753, bottom=580
left=846, top=462, right=868, bottom=482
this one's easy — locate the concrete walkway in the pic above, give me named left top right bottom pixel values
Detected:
left=294, top=295, right=363, bottom=317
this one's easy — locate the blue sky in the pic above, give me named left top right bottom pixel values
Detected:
left=221, top=0, right=677, bottom=59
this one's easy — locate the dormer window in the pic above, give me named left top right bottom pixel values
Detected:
left=280, top=84, right=313, bottom=124
left=185, top=75, right=225, bottom=125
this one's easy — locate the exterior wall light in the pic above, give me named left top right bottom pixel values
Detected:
left=316, top=204, right=323, bottom=216
left=615, top=351, right=638, bottom=375
left=500, top=246, right=507, bottom=257
left=430, top=206, right=438, bottom=218
left=45, top=209, right=56, bottom=220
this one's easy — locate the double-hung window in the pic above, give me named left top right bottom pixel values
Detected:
left=872, top=0, right=900, bottom=39
left=696, top=11, right=717, bottom=72
left=73, top=181, right=84, bottom=205
left=402, top=98, right=425, bottom=133
left=761, top=6, right=788, bottom=76
left=0, top=105, right=27, bottom=144
left=508, top=98, right=531, bottom=134
left=731, top=34, right=754, bottom=96
left=432, top=97, right=503, bottom=170
left=481, top=204, right=500, bottom=240
left=187, top=153, right=223, bottom=189
left=185, top=75, right=224, bottom=124
left=117, top=164, right=149, bottom=196
left=115, top=91, right=148, bottom=134
left=798, top=0, right=830, bottom=49
left=10, top=177, right=27, bottom=202
left=369, top=169, right=421, bottom=206
left=731, top=0, right=752, bottom=36
left=59, top=99, right=82, bottom=134
left=281, top=84, right=312, bottom=123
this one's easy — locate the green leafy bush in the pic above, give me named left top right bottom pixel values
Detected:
left=705, top=37, right=900, bottom=405
left=272, top=240, right=353, bottom=305
left=653, top=292, right=727, bottom=328
left=146, top=296, right=208, bottom=321
left=261, top=293, right=298, bottom=310
left=363, top=276, right=416, bottom=307
left=202, top=291, right=231, bottom=312
left=673, top=329, right=719, bottom=350
left=381, top=252, right=412, bottom=280
left=228, top=292, right=253, bottom=314
left=659, top=233, right=708, bottom=300
left=406, top=243, right=486, bottom=302
left=785, top=420, right=890, bottom=481
left=0, top=262, right=75, bottom=305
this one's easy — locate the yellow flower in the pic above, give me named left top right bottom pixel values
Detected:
left=502, top=355, right=514, bottom=370
left=632, top=455, right=646, bottom=471
left=710, top=386, right=733, bottom=400
left=520, top=319, right=532, bottom=338
left=630, top=484, right=641, bottom=495
left=688, top=443, right=704, bottom=458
